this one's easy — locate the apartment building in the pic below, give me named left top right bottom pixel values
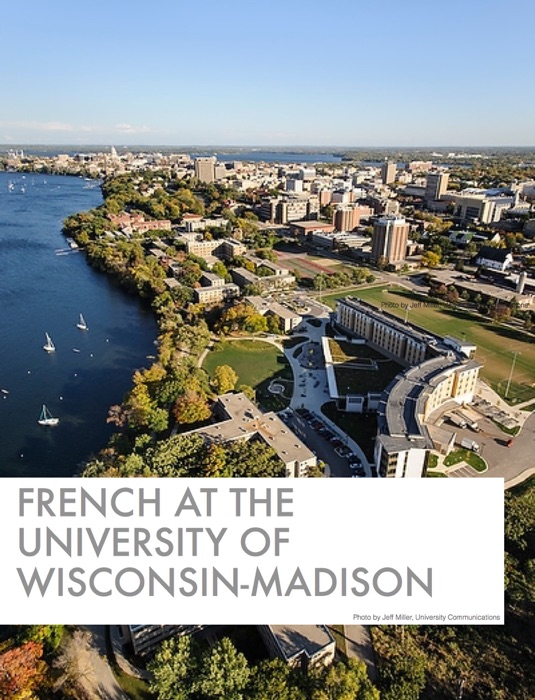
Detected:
left=335, top=297, right=432, bottom=365
left=185, top=237, right=246, bottom=261
left=194, top=283, right=240, bottom=304
left=371, top=216, right=409, bottom=267
left=375, top=355, right=481, bottom=478
left=335, top=297, right=481, bottom=477
left=333, top=204, right=373, bottom=232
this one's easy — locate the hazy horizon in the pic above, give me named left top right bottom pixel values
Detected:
left=2, top=144, right=535, bottom=152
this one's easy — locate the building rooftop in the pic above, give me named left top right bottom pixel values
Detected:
left=269, top=625, right=334, bottom=662
left=189, top=393, right=315, bottom=468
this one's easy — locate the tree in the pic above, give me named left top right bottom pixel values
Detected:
left=446, top=285, right=459, bottom=304
left=421, top=250, right=441, bottom=268
left=149, top=635, right=200, bottom=700
left=173, top=390, right=212, bottom=425
left=310, top=659, right=380, bottom=700
left=0, top=641, right=46, bottom=700
left=248, top=659, right=305, bottom=700
left=237, top=384, right=256, bottom=400
left=196, top=638, right=250, bottom=700
left=212, top=364, right=239, bottom=394
left=378, top=633, right=426, bottom=700
left=18, top=625, right=64, bottom=654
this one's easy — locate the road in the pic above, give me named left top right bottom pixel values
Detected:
left=481, top=411, right=535, bottom=484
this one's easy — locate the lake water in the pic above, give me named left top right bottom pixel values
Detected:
left=0, top=173, right=157, bottom=477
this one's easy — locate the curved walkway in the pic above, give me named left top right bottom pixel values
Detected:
left=283, top=319, right=371, bottom=473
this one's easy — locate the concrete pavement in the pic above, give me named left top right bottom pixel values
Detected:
left=341, top=625, right=377, bottom=682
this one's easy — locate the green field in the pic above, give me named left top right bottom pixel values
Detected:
left=326, top=285, right=535, bottom=404
left=203, top=339, right=292, bottom=410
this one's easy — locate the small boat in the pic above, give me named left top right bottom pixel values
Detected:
left=38, top=405, right=59, bottom=426
left=1, top=388, right=9, bottom=394
left=72, top=348, right=81, bottom=353
left=43, top=333, right=56, bottom=352
left=76, top=314, right=88, bottom=331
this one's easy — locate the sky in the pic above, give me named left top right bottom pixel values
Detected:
left=1, top=0, right=534, bottom=147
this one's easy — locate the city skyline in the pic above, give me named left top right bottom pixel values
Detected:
left=2, top=0, right=534, bottom=147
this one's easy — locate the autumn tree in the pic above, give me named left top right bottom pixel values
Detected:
left=212, top=364, right=239, bottom=394
left=0, top=641, right=46, bottom=700
left=421, top=250, right=441, bottom=268
left=173, top=390, right=211, bottom=425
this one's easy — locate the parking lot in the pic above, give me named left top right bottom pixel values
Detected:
left=281, top=407, right=368, bottom=478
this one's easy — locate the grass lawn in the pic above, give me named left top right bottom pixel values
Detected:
left=428, top=453, right=439, bottom=468
left=203, top=339, right=292, bottom=411
left=443, top=449, right=487, bottom=472
left=328, top=339, right=403, bottom=395
left=326, top=284, right=535, bottom=404
left=204, top=340, right=283, bottom=388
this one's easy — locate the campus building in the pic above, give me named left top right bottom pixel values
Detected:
left=119, top=625, right=205, bottom=656
left=333, top=297, right=481, bottom=477
left=185, top=393, right=317, bottom=478
left=335, top=297, right=434, bottom=365
left=258, top=625, right=335, bottom=671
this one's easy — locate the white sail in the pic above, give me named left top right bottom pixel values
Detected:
left=43, top=333, right=55, bottom=352
left=76, top=314, right=88, bottom=330
left=37, top=405, right=59, bottom=426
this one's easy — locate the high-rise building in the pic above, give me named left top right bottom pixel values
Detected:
left=425, top=171, right=449, bottom=203
left=333, top=204, right=373, bottom=232
left=371, top=216, right=409, bottom=266
left=381, top=161, right=396, bottom=185
left=194, top=157, right=216, bottom=183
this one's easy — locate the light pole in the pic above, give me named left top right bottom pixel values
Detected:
left=505, top=351, right=520, bottom=399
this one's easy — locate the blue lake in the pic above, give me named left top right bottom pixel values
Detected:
left=0, top=172, right=157, bottom=476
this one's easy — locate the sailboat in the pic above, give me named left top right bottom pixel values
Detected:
left=38, top=405, right=59, bottom=426
left=76, top=314, right=88, bottom=331
left=43, top=333, right=56, bottom=352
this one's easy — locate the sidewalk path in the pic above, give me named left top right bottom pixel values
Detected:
left=342, top=625, right=377, bottom=682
